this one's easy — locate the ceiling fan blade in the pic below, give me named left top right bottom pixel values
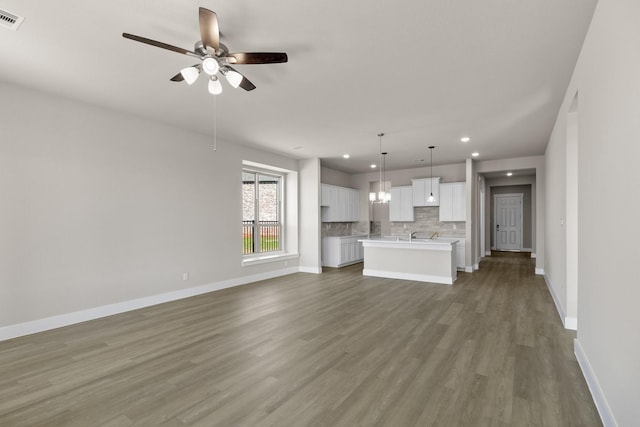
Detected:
left=122, top=33, right=199, bottom=57
left=170, top=65, right=201, bottom=82
left=227, top=52, right=288, bottom=64
left=199, top=7, right=220, bottom=50
left=225, top=66, right=256, bottom=91
left=170, top=72, right=184, bottom=82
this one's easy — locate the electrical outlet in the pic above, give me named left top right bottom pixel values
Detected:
left=453, top=224, right=456, bottom=230
left=182, top=272, right=189, bottom=281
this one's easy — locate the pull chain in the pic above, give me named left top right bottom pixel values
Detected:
left=213, top=95, right=217, bottom=151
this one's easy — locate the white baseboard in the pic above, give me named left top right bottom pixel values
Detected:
left=564, top=317, right=577, bottom=330
left=299, top=266, right=322, bottom=274
left=363, top=269, right=453, bottom=285
left=574, top=339, right=617, bottom=427
left=535, top=267, right=544, bottom=275
left=485, top=251, right=492, bottom=256
left=472, top=263, right=479, bottom=271
left=465, top=266, right=474, bottom=273
left=531, top=253, right=537, bottom=259
left=543, top=274, right=566, bottom=325
left=542, top=274, right=577, bottom=331
left=0, top=267, right=299, bottom=342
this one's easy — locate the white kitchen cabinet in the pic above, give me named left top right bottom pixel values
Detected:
left=320, top=184, right=360, bottom=222
left=439, top=182, right=466, bottom=221
left=389, top=186, right=415, bottom=222
left=322, top=235, right=367, bottom=267
left=412, top=177, right=441, bottom=206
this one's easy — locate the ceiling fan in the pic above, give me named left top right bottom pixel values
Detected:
left=122, top=7, right=288, bottom=94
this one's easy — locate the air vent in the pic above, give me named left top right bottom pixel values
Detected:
left=0, top=9, right=24, bottom=31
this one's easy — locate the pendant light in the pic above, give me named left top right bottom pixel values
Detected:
left=369, top=133, right=390, bottom=203
left=427, top=145, right=435, bottom=203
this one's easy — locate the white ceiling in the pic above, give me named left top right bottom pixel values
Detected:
left=0, top=0, right=597, bottom=174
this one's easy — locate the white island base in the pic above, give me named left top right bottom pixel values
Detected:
left=360, top=238, right=458, bottom=285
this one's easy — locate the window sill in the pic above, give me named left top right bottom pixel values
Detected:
left=242, top=252, right=299, bottom=267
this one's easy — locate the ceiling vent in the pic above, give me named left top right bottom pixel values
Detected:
left=0, top=9, right=24, bottom=31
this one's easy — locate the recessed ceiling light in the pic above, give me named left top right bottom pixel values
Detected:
left=370, top=164, right=377, bottom=169
left=461, top=137, right=471, bottom=143
left=343, top=154, right=350, bottom=159
left=471, top=152, right=479, bottom=157
left=507, top=172, right=513, bottom=176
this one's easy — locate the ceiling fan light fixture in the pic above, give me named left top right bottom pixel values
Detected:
left=180, top=66, right=200, bottom=85
left=224, top=69, right=243, bottom=88
left=208, top=76, right=223, bottom=94
left=202, top=57, right=220, bottom=75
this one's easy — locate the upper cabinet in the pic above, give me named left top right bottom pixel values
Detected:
left=412, top=177, right=441, bottom=206
left=321, top=183, right=360, bottom=222
left=439, top=182, right=466, bottom=221
left=389, top=186, right=414, bottom=222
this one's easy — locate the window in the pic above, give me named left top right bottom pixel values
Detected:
left=242, top=170, right=282, bottom=255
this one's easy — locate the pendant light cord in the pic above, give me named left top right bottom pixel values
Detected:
left=378, top=133, right=385, bottom=200
left=379, top=137, right=382, bottom=194
left=429, top=145, right=435, bottom=196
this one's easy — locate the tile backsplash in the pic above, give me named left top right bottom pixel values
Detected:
left=322, top=208, right=463, bottom=238
left=390, top=207, right=465, bottom=237
left=370, top=221, right=382, bottom=236
left=322, top=221, right=369, bottom=236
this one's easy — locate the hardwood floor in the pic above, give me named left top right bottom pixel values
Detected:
left=0, top=254, right=601, bottom=426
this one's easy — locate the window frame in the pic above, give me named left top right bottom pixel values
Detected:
left=242, top=167, right=285, bottom=257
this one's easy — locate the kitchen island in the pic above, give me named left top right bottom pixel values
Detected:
left=359, top=237, right=459, bottom=285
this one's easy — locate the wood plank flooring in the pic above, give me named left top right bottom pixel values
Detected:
left=0, top=254, right=602, bottom=426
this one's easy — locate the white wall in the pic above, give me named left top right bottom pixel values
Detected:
left=0, top=83, right=301, bottom=335
left=545, top=105, right=570, bottom=327
left=545, top=0, right=640, bottom=425
left=299, top=159, right=321, bottom=273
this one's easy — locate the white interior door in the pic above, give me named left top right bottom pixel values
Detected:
left=495, top=194, right=523, bottom=251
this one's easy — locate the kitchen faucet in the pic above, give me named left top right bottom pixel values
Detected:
left=429, top=231, right=439, bottom=239
left=409, top=231, right=417, bottom=241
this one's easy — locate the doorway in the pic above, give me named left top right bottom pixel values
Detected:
left=565, top=92, right=579, bottom=329
left=494, top=194, right=523, bottom=251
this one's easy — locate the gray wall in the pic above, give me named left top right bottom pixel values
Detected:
left=545, top=0, right=640, bottom=424
left=320, top=166, right=352, bottom=187
left=0, top=82, right=301, bottom=329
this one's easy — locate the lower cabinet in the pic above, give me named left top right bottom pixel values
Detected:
left=322, top=235, right=367, bottom=268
